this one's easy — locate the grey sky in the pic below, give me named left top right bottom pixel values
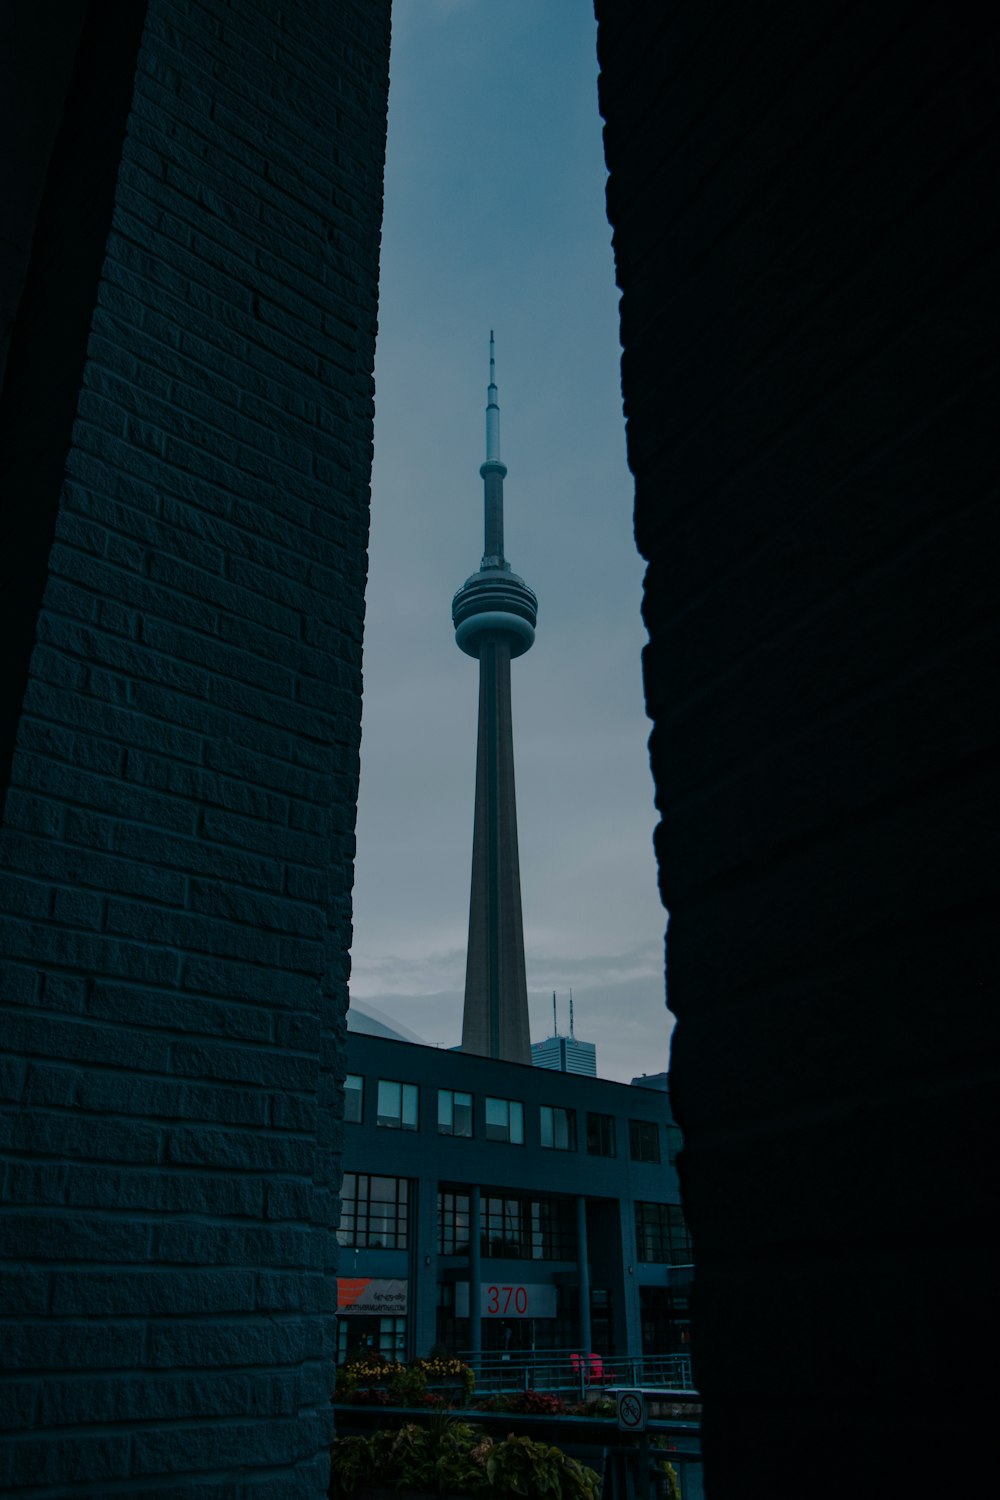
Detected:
left=349, top=0, right=673, bottom=1084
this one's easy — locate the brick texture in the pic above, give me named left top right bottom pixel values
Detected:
left=0, top=0, right=390, bottom=1493
left=596, top=5, right=1000, bottom=1497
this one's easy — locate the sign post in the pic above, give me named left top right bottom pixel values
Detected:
left=617, top=1389, right=646, bottom=1433
left=617, top=1390, right=650, bottom=1500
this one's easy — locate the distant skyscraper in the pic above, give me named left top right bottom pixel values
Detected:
left=453, top=336, right=537, bottom=1063
left=532, top=992, right=598, bottom=1076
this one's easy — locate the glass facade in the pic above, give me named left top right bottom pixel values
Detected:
left=438, top=1189, right=471, bottom=1255
left=629, top=1119, right=660, bottom=1162
left=483, top=1192, right=577, bottom=1260
left=484, top=1096, right=524, bottom=1144
left=338, top=1173, right=409, bottom=1249
left=436, top=1281, right=470, bottom=1353
left=338, top=1315, right=407, bottom=1363
left=436, top=1188, right=577, bottom=1260
left=438, top=1089, right=473, bottom=1137
left=640, top=1285, right=690, bottom=1357
left=540, top=1104, right=577, bottom=1151
left=344, top=1073, right=364, bottom=1124
left=376, top=1078, right=418, bottom=1130
left=586, top=1111, right=616, bottom=1156
left=634, top=1201, right=691, bottom=1264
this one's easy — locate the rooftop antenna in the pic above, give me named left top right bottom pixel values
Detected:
left=569, top=991, right=575, bottom=1039
left=552, top=991, right=557, bottom=1037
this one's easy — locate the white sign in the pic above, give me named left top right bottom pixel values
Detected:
left=337, top=1277, right=408, bottom=1315
left=454, top=1282, right=558, bottom=1319
left=617, top=1390, right=647, bottom=1432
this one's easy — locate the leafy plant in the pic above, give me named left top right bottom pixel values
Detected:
left=328, top=1434, right=376, bottom=1495
left=329, top=1423, right=601, bottom=1499
left=654, top=1459, right=681, bottom=1500
left=579, top=1397, right=616, bottom=1419
left=651, top=1437, right=681, bottom=1500
left=485, top=1434, right=601, bottom=1500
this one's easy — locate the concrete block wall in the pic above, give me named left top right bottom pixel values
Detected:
left=0, top=1, right=390, bottom=1494
left=595, top=5, right=1000, bottom=1496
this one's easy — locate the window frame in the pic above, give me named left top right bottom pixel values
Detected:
left=634, top=1200, right=691, bottom=1265
left=628, top=1118, right=661, bottom=1163
left=540, top=1103, right=577, bottom=1151
left=337, top=1172, right=410, bottom=1250
left=484, top=1095, right=524, bottom=1145
left=344, top=1073, right=364, bottom=1124
left=437, top=1087, right=474, bottom=1138
left=376, top=1077, right=419, bottom=1131
left=586, top=1111, right=616, bottom=1157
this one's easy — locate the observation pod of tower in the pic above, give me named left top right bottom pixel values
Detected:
left=453, top=335, right=536, bottom=1065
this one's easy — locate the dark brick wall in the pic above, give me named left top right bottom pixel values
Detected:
left=0, top=0, right=390, bottom=1494
left=595, top=5, right=999, bottom=1496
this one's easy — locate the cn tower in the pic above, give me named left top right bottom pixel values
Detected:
left=453, top=335, right=537, bottom=1064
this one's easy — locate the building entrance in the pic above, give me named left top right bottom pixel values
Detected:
left=639, top=1286, right=690, bottom=1357
left=338, top=1315, right=407, bottom=1362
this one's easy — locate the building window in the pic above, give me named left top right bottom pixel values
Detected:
left=629, top=1119, right=660, bottom=1163
left=436, top=1282, right=469, bottom=1355
left=438, top=1089, right=473, bottom=1137
left=344, top=1074, right=364, bottom=1124
left=338, top=1173, right=409, bottom=1249
left=666, top=1123, right=684, bottom=1165
left=338, top=1320, right=404, bottom=1368
left=437, top=1187, right=577, bottom=1260
left=586, top=1112, right=616, bottom=1157
left=377, top=1078, right=418, bottom=1130
left=540, top=1104, right=577, bottom=1151
left=437, top=1190, right=471, bottom=1255
left=485, top=1096, right=523, bottom=1144
left=484, top=1194, right=523, bottom=1256
left=338, top=1316, right=407, bottom=1363
left=634, top=1201, right=691, bottom=1264
left=527, top=1197, right=576, bottom=1260
left=482, top=1192, right=577, bottom=1260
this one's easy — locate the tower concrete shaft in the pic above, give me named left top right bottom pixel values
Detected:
left=453, top=336, right=537, bottom=1063
left=462, top=634, right=530, bottom=1061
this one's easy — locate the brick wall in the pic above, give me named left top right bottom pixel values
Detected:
left=595, top=5, right=1000, bottom=1496
left=0, top=1, right=390, bottom=1494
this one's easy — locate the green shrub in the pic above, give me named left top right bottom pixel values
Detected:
left=484, top=1434, right=601, bottom=1500
left=329, top=1420, right=601, bottom=1499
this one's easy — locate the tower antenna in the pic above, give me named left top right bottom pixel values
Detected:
left=569, top=991, right=574, bottom=1038
left=552, top=991, right=557, bottom=1036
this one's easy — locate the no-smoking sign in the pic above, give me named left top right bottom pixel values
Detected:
left=616, top=1389, right=647, bottom=1432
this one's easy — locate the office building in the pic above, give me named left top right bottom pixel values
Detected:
left=338, top=1027, right=690, bottom=1369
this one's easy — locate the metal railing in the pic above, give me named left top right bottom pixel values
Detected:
left=454, top=1349, right=696, bottom=1400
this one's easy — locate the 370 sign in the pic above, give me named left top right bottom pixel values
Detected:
left=481, top=1282, right=557, bottom=1319
left=485, top=1284, right=529, bottom=1315
left=455, top=1282, right=557, bottom=1319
